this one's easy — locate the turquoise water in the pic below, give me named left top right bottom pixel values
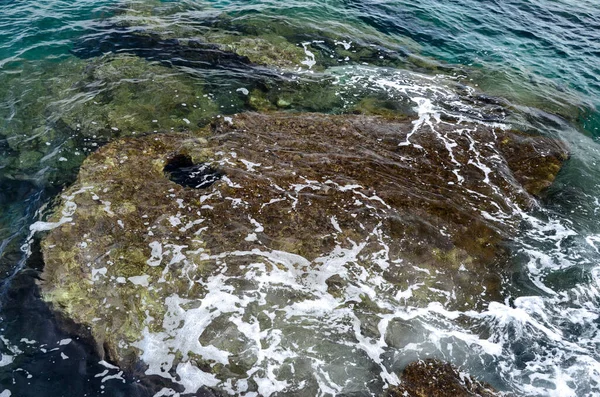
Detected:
left=0, top=0, right=599, bottom=396
left=346, top=0, right=600, bottom=127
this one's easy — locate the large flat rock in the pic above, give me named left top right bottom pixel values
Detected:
left=37, top=112, right=566, bottom=394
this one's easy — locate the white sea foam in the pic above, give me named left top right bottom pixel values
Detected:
left=29, top=186, right=93, bottom=232
left=300, top=42, right=317, bottom=70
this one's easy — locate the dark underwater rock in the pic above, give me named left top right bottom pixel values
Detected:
left=72, top=30, right=255, bottom=71
left=387, top=359, right=500, bottom=397
left=36, top=112, right=566, bottom=393
left=72, top=3, right=410, bottom=73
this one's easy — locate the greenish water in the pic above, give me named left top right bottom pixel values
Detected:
left=0, top=0, right=599, bottom=396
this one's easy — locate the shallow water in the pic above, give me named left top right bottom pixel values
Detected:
left=1, top=0, right=600, bottom=396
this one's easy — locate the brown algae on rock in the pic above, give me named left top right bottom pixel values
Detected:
left=387, top=359, right=501, bottom=397
left=37, top=112, right=567, bottom=394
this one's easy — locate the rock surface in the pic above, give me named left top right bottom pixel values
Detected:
left=37, top=112, right=567, bottom=393
left=387, top=359, right=501, bottom=397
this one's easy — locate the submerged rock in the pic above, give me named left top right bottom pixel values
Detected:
left=387, top=359, right=500, bottom=397
left=70, top=1, right=592, bottom=127
left=37, top=112, right=566, bottom=394
left=0, top=55, right=218, bottom=186
left=73, top=2, right=413, bottom=73
left=65, top=54, right=218, bottom=136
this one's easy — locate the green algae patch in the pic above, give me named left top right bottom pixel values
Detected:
left=207, top=33, right=307, bottom=69
left=0, top=57, right=89, bottom=184
left=64, top=54, right=218, bottom=137
left=0, top=55, right=218, bottom=186
left=38, top=112, right=566, bottom=391
left=245, top=77, right=345, bottom=113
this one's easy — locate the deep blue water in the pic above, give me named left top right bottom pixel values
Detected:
left=0, top=1, right=599, bottom=396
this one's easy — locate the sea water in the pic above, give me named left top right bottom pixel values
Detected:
left=0, top=0, right=599, bottom=396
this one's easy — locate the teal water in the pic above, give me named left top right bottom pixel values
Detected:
left=0, top=0, right=599, bottom=396
left=345, top=0, right=600, bottom=131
